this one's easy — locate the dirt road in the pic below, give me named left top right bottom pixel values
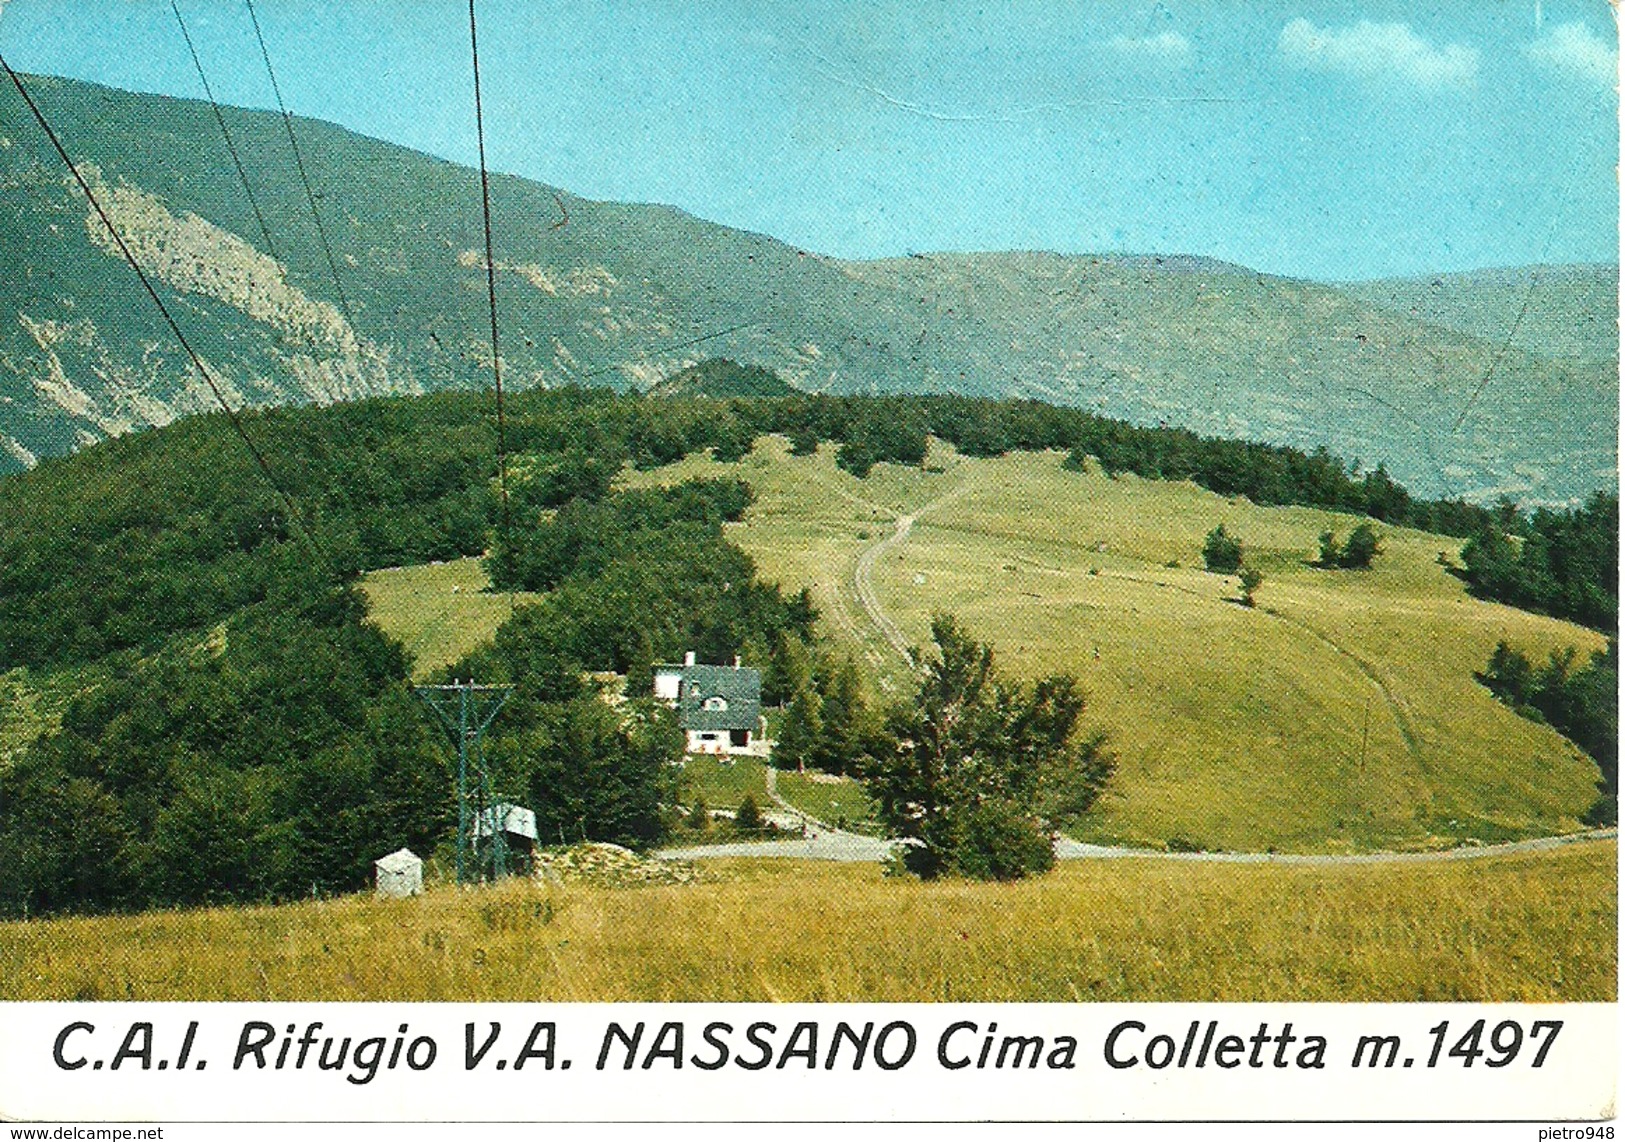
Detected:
left=850, top=482, right=972, bottom=666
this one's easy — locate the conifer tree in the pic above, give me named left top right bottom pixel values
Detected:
left=815, top=657, right=868, bottom=774
left=762, top=632, right=813, bottom=707
left=775, top=684, right=823, bottom=774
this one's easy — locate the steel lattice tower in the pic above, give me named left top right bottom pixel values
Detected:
left=414, top=681, right=513, bottom=885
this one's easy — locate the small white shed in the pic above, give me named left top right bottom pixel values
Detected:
left=374, top=847, right=423, bottom=898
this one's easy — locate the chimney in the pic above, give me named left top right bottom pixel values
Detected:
left=734, top=655, right=742, bottom=670
left=684, top=650, right=696, bottom=667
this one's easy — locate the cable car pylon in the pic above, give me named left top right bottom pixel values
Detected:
left=414, top=680, right=512, bottom=885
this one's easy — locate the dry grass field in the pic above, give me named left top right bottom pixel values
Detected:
left=626, top=438, right=1606, bottom=853
left=1, top=840, right=1611, bottom=1003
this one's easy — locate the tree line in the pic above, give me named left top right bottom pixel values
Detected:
left=3, top=372, right=1609, bottom=675
left=1458, top=492, right=1616, bottom=633
left=1477, top=639, right=1617, bottom=826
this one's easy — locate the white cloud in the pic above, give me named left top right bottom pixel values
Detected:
left=1527, top=22, right=1618, bottom=89
left=1279, top=18, right=1479, bottom=90
left=1106, top=31, right=1193, bottom=68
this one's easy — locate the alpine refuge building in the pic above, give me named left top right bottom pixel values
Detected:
left=655, top=651, right=763, bottom=755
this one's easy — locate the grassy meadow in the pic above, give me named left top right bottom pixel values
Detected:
left=1, top=840, right=1611, bottom=1003
left=676, top=753, right=878, bottom=832
left=774, top=769, right=880, bottom=832
left=624, top=437, right=1606, bottom=853
left=678, top=753, right=770, bottom=811
left=360, top=558, right=538, bottom=681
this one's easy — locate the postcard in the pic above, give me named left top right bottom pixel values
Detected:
left=0, top=1, right=1615, bottom=1131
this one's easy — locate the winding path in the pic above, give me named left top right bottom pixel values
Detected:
left=852, top=512, right=920, bottom=665
left=850, top=482, right=973, bottom=666
left=1051, top=827, right=1616, bottom=865
left=661, top=760, right=1619, bottom=866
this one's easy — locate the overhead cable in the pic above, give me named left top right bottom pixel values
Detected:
left=1, top=54, right=329, bottom=573
left=169, top=0, right=281, bottom=263
left=243, top=0, right=358, bottom=334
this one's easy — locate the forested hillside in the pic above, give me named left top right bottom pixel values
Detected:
left=0, top=380, right=1615, bottom=915
left=8, top=382, right=1596, bottom=675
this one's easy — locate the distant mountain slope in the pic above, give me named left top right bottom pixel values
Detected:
left=0, top=73, right=1615, bottom=504
left=844, top=252, right=1616, bottom=504
left=1345, top=265, right=1619, bottom=365
left=648, top=358, right=797, bottom=398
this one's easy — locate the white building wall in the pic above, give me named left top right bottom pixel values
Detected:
left=686, top=729, right=752, bottom=755
left=654, top=667, right=683, bottom=702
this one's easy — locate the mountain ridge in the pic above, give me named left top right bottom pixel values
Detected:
left=1343, top=264, right=1618, bottom=364
left=0, top=71, right=1615, bottom=504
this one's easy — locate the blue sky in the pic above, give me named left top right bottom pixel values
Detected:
left=1, top=1, right=1616, bottom=279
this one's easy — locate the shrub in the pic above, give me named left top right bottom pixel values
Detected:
left=1239, top=566, right=1264, bottom=607
left=1202, top=525, right=1243, bottom=574
left=1318, top=530, right=1341, bottom=567
left=1339, top=523, right=1381, bottom=569
left=710, top=425, right=756, bottom=463
left=1318, top=524, right=1381, bottom=570
left=947, top=800, right=1056, bottom=881
left=836, top=439, right=877, bottom=478
left=735, top=794, right=764, bottom=832
left=893, top=802, right=1056, bottom=880
left=688, top=796, right=710, bottom=831
left=788, top=427, right=820, bottom=456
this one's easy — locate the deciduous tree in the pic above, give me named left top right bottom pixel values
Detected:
left=863, top=614, right=1112, bottom=880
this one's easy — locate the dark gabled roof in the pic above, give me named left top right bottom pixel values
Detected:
left=678, top=663, right=762, bottom=732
